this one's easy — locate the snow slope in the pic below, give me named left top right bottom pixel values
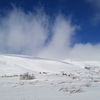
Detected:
left=64, top=59, right=100, bottom=72
left=65, top=60, right=100, bottom=68
left=0, top=55, right=100, bottom=100
left=0, top=55, right=87, bottom=76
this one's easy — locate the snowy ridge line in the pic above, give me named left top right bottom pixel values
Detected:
left=0, top=54, right=74, bottom=66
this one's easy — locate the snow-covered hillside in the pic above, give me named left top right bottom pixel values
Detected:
left=0, top=55, right=87, bottom=76
left=0, top=55, right=100, bottom=100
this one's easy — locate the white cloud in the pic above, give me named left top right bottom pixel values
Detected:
left=39, top=15, right=78, bottom=59
left=0, top=8, right=49, bottom=55
left=70, top=43, right=100, bottom=61
left=0, top=7, right=100, bottom=61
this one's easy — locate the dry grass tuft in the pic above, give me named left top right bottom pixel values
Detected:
left=20, top=72, right=35, bottom=80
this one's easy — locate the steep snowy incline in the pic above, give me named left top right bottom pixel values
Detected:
left=0, top=55, right=86, bottom=76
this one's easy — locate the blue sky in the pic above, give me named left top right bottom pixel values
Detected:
left=0, top=0, right=100, bottom=60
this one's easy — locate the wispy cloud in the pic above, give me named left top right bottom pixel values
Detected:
left=39, top=15, right=78, bottom=59
left=0, top=7, right=100, bottom=61
left=92, top=13, right=100, bottom=25
left=87, top=0, right=100, bottom=8
left=0, top=7, right=49, bottom=55
left=87, top=0, right=100, bottom=25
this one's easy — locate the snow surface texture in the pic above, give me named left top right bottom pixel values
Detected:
left=0, top=55, right=100, bottom=100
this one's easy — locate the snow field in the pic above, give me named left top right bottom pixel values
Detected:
left=0, top=55, right=100, bottom=100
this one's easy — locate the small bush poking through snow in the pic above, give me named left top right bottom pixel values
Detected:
left=0, top=74, right=18, bottom=78
left=20, top=72, right=35, bottom=80
left=59, top=86, right=83, bottom=94
left=84, top=82, right=92, bottom=87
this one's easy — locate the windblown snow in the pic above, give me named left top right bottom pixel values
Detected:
left=0, top=55, right=100, bottom=100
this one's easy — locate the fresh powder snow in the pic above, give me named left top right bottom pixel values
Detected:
left=0, top=55, right=100, bottom=100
